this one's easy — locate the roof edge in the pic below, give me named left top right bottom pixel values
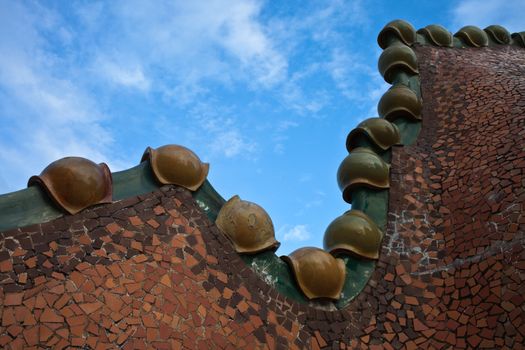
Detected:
left=0, top=146, right=225, bottom=232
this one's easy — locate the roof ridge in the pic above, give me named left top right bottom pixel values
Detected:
left=378, top=20, right=525, bottom=49
left=0, top=146, right=225, bottom=232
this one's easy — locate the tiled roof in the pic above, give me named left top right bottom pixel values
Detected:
left=0, top=20, right=523, bottom=348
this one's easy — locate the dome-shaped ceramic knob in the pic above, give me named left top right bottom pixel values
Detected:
left=216, top=195, right=280, bottom=254
left=484, top=25, right=511, bottom=44
left=377, top=19, right=416, bottom=49
left=141, top=145, right=209, bottom=191
left=511, top=32, right=525, bottom=47
left=324, top=210, right=383, bottom=260
left=417, top=24, right=453, bottom=47
left=454, top=26, right=489, bottom=47
left=337, top=148, right=390, bottom=203
left=346, top=118, right=401, bottom=152
left=281, top=247, right=345, bottom=300
left=378, top=42, right=419, bottom=83
left=378, top=84, right=422, bottom=121
left=28, top=157, right=112, bottom=214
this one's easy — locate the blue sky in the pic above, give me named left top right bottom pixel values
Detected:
left=0, top=0, right=523, bottom=254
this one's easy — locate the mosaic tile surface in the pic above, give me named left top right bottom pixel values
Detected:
left=366, top=45, right=524, bottom=349
left=0, top=44, right=523, bottom=349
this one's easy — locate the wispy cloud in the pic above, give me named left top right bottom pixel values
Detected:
left=152, top=101, right=258, bottom=161
left=1, top=0, right=285, bottom=192
left=0, top=0, right=378, bottom=195
left=451, top=0, right=525, bottom=32
left=325, top=48, right=376, bottom=102
left=292, top=189, right=326, bottom=217
left=209, top=130, right=256, bottom=158
left=0, top=2, right=127, bottom=192
left=271, top=120, right=300, bottom=154
left=95, top=57, right=151, bottom=91
left=94, top=0, right=288, bottom=97
left=279, top=224, right=311, bottom=242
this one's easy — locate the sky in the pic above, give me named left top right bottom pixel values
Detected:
left=0, top=0, right=523, bottom=255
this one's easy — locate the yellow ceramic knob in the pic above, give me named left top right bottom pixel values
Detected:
left=28, top=157, right=112, bottom=214
left=281, top=247, right=345, bottom=300
left=378, top=42, right=419, bottom=83
left=417, top=24, right=453, bottom=47
left=377, top=19, right=416, bottom=49
left=141, top=145, right=209, bottom=191
left=484, top=25, right=511, bottom=45
left=346, top=117, right=401, bottom=151
left=324, top=210, right=383, bottom=260
left=337, top=148, right=390, bottom=203
left=454, top=26, right=488, bottom=47
left=377, top=84, right=422, bottom=121
left=215, top=195, right=280, bottom=254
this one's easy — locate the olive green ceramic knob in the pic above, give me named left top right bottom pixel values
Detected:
left=281, top=247, right=345, bottom=300
left=378, top=42, right=419, bottom=83
left=337, top=147, right=390, bottom=203
left=417, top=24, right=453, bottom=47
left=511, top=32, right=525, bottom=47
left=216, top=195, right=280, bottom=254
left=377, top=84, right=422, bottom=121
left=28, top=157, right=113, bottom=214
left=377, top=19, right=416, bottom=49
left=484, top=25, right=511, bottom=45
left=346, top=118, right=401, bottom=152
left=324, top=210, right=383, bottom=260
left=454, top=26, right=489, bottom=47
left=141, top=144, right=209, bottom=191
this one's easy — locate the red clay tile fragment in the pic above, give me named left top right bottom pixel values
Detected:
left=23, top=326, right=39, bottom=346
left=79, top=301, right=103, bottom=315
left=40, top=308, right=65, bottom=323
left=4, top=292, right=24, bottom=306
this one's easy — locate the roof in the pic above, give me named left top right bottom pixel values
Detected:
left=0, top=20, right=523, bottom=348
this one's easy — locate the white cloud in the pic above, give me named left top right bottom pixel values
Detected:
left=95, top=57, right=151, bottom=91
left=97, top=0, right=287, bottom=94
left=451, top=0, right=525, bottom=33
left=192, top=104, right=257, bottom=159
left=152, top=101, right=258, bottom=161
left=280, top=64, right=331, bottom=116
left=271, top=120, right=300, bottom=155
left=279, top=224, right=311, bottom=242
left=0, top=0, right=377, bottom=194
left=0, top=2, right=129, bottom=192
left=1, top=0, right=288, bottom=193
left=325, top=48, right=378, bottom=102
left=276, top=120, right=299, bottom=132
left=209, top=130, right=256, bottom=158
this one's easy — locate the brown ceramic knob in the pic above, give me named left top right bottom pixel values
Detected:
left=484, top=25, right=511, bottom=45
left=28, top=157, right=112, bottom=214
left=337, top=148, right=390, bottom=203
left=281, top=247, right=345, bottom=300
left=511, top=32, right=525, bottom=47
left=377, top=19, right=416, bottom=49
left=324, top=210, right=383, bottom=260
left=141, top=144, right=209, bottom=191
left=377, top=84, right=422, bottom=121
left=378, top=42, right=419, bottom=83
left=346, top=118, right=401, bottom=152
left=417, top=24, right=453, bottom=47
left=454, top=26, right=488, bottom=47
left=215, top=195, right=280, bottom=254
